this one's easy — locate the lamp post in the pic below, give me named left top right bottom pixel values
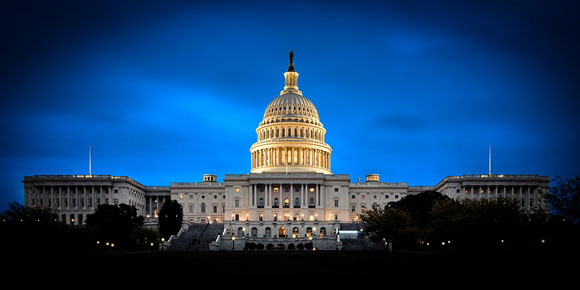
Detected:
left=232, top=236, right=236, bottom=251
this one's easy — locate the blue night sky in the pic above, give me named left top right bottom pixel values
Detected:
left=1, top=0, right=579, bottom=210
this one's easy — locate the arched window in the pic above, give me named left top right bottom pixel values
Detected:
left=265, top=227, right=272, bottom=238
left=251, top=227, right=258, bottom=237
left=292, top=227, right=300, bottom=238
left=320, top=227, right=327, bottom=237
left=237, top=227, right=244, bottom=237
left=306, top=227, right=313, bottom=237
left=278, top=227, right=286, bottom=237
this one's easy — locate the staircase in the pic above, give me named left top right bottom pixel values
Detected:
left=168, top=223, right=224, bottom=251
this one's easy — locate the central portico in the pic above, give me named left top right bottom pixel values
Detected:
left=223, top=173, right=350, bottom=223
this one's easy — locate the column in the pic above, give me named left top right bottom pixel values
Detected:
left=252, top=184, right=255, bottom=207
left=314, top=184, right=318, bottom=208
left=302, top=184, right=306, bottom=207
left=317, top=184, right=321, bottom=206
left=266, top=184, right=270, bottom=207
left=290, top=184, right=294, bottom=208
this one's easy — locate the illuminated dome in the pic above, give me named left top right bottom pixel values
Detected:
left=250, top=51, right=332, bottom=174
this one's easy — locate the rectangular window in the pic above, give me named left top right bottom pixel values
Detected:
left=335, top=188, right=339, bottom=192
left=213, top=205, right=217, bottom=213
left=189, top=205, right=193, bottom=213
left=235, top=199, right=240, bottom=208
left=334, top=199, right=339, bottom=207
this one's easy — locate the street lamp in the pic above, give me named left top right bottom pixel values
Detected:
left=232, top=236, right=236, bottom=250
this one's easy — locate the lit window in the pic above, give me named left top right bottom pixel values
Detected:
left=235, top=187, right=240, bottom=193
left=309, top=187, right=315, bottom=192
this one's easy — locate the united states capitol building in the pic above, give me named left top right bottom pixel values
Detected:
left=23, top=52, right=550, bottom=250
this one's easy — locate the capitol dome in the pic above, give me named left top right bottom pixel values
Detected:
left=250, top=51, right=332, bottom=174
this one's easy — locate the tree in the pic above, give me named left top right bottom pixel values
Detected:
left=392, top=191, right=450, bottom=229
left=0, top=202, right=94, bottom=252
left=85, top=204, right=144, bottom=249
left=429, top=198, right=527, bottom=250
left=546, top=176, right=580, bottom=224
left=358, top=204, right=413, bottom=248
left=158, top=200, right=183, bottom=239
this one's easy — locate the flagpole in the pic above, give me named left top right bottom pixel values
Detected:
left=89, top=145, right=92, bottom=176
left=488, top=144, right=491, bottom=176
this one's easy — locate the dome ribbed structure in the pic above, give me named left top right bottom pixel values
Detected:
left=250, top=51, right=332, bottom=174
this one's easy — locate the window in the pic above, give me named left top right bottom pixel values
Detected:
left=265, top=227, right=272, bottom=238
left=251, top=227, right=258, bottom=237
left=235, top=199, right=240, bottom=208
left=335, top=188, right=339, bottom=192
left=235, top=187, right=240, bottom=193
left=200, top=203, right=206, bottom=213
left=292, top=227, right=300, bottom=238
left=334, top=199, right=339, bottom=207
left=189, top=205, right=193, bottom=213
left=306, top=227, right=313, bottom=237
left=320, top=227, right=327, bottom=237
left=351, top=205, right=356, bottom=212
left=352, top=195, right=356, bottom=199
left=213, top=205, right=217, bottom=213
left=274, top=198, right=279, bottom=208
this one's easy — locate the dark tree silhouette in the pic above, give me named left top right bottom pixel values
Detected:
left=158, top=200, right=183, bottom=240
left=85, top=204, right=143, bottom=249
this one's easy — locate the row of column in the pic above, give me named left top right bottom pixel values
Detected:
left=251, top=147, right=330, bottom=169
left=26, top=186, right=168, bottom=218
left=464, top=185, right=535, bottom=196
left=27, top=186, right=114, bottom=210
left=249, top=183, right=322, bottom=208
left=145, top=195, right=169, bottom=218
left=463, top=185, right=543, bottom=208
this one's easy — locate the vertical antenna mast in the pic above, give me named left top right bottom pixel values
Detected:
left=89, top=145, right=92, bottom=176
left=488, top=144, right=491, bottom=176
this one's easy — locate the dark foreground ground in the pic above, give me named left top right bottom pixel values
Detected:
left=5, top=249, right=577, bottom=285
